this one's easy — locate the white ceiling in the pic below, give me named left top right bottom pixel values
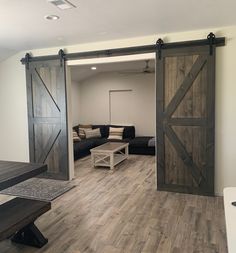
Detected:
left=1, top=0, right=236, bottom=61
left=70, top=59, right=155, bottom=82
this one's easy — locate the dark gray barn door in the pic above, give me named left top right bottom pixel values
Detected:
left=156, top=45, right=215, bottom=195
left=26, top=58, right=69, bottom=180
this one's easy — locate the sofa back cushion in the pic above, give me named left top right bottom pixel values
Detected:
left=79, top=124, right=92, bottom=139
left=109, top=125, right=135, bottom=139
left=92, top=125, right=108, bottom=138
left=108, top=127, right=124, bottom=140
left=73, top=130, right=81, bottom=142
left=73, top=125, right=79, bottom=134
left=84, top=128, right=101, bottom=139
left=74, top=124, right=135, bottom=139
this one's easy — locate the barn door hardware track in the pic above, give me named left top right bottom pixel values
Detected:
left=21, top=33, right=224, bottom=64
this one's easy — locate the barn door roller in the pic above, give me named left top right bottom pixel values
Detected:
left=25, top=53, right=32, bottom=70
left=156, top=38, right=164, bottom=60
left=156, top=32, right=217, bottom=60
left=58, top=49, right=65, bottom=67
left=207, top=32, right=216, bottom=55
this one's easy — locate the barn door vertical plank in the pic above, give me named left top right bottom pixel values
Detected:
left=26, top=66, right=35, bottom=163
left=156, top=52, right=165, bottom=187
left=205, top=46, right=216, bottom=194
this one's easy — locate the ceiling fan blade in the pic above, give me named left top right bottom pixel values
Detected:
left=116, top=60, right=155, bottom=75
left=117, top=71, right=154, bottom=75
left=117, top=69, right=143, bottom=74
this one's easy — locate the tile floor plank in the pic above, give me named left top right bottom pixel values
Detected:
left=0, top=155, right=227, bottom=253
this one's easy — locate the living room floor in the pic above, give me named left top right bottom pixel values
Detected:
left=0, top=155, right=227, bottom=253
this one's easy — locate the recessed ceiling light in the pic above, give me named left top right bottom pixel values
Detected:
left=91, top=67, right=97, bottom=70
left=45, top=15, right=60, bottom=21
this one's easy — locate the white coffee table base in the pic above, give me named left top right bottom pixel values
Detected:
left=91, top=143, right=128, bottom=170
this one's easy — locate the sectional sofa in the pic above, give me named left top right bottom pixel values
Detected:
left=73, top=124, right=155, bottom=161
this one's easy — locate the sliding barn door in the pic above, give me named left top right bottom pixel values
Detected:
left=156, top=45, right=215, bottom=195
left=26, top=59, right=69, bottom=180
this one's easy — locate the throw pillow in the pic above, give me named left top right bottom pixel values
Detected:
left=79, top=124, right=92, bottom=128
left=84, top=128, right=101, bottom=139
left=108, top=127, right=124, bottom=140
left=148, top=137, right=156, bottom=147
left=78, top=124, right=92, bottom=139
left=73, top=130, right=81, bottom=142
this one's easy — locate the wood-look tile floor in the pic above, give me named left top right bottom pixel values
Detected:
left=0, top=155, right=227, bottom=253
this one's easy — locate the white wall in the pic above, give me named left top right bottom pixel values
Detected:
left=71, top=80, right=81, bottom=126
left=73, top=72, right=155, bottom=136
left=0, top=25, right=236, bottom=194
left=0, top=53, right=29, bottom=162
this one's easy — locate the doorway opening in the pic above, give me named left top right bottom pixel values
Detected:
left=68, top=53, right=157, bottom=181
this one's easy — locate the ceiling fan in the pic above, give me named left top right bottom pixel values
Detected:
left=118, top=60, right=155, bottom=75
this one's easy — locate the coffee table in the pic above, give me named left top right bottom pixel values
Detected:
left=90, top=142, right=129, bottom=170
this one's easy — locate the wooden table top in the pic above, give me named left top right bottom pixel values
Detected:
left=0, top=161, right=47, bottom=191
left=90, top=142, right=129, bottom=153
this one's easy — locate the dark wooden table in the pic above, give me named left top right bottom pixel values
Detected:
left=0, top=161, right=51, bottom=248
left=0, top=161, right=47, bottom=190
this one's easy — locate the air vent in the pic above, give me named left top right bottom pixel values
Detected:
left=47, top=0, right=76, bottom=10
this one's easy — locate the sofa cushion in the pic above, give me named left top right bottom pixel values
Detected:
left=73, top=125, right=79, bottom=134
left=129, top=137, right=154, bottom=148
left=73, top=139, right=95, bottom=160
left=129, top=137, right=155, bottom=156
left=129, top=146, right=155, bottom=156
left=79, top=125, right=92, bottom=139
left=92, top=138, right=108, bottom=146
left=108, top=127, right=124, bottom=140
left=109, top=125, right=135, bottom=139
left=92, top=125, right=108, bottom=138
left=108, top=138, right=130, bottom=143
left=73, top=130, right=81, bottom=142
left=74, top=139, right=95, bottom=150
left=84, top=128, right=101, bottom=139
